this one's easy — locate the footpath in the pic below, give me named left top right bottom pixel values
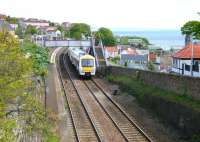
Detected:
left=46, top=48, right=75, bottom=142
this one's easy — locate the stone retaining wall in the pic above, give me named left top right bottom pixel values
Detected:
left=107, top=66, right=200, bottom=100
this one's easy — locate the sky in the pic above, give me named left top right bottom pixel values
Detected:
left=0, top=0, right=200, bottom=30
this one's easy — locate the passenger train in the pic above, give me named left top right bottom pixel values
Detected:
left=67, top=47, right=96, bottom=76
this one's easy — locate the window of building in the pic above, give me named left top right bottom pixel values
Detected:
left=193, top=61, right=199, bottom=72
left=185, top=64, right=190, bottom=71
left=173, top=58, right=178, bottom=68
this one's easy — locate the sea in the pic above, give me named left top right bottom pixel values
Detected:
left=113, top=30, right=185, bottom=50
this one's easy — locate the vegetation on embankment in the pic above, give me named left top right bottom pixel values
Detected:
left=0, top=31, right=58, bottom=142
left=116, top=36, right=150, bottom=49
left=21, top=39, right=49, bottom=77
left=106, top=74, right=200, bottom=141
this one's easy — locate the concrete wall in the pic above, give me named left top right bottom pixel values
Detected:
left=107, top=66, right=200, bottom=100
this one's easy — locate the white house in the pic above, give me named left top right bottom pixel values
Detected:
left=46, top=27, right=61, bottom=40
left=172, top=44, right=200, bottom=77
left=10, top=23, right=18, bottom=30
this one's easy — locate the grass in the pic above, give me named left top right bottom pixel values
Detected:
left=106, top=75, right=200, bottom=112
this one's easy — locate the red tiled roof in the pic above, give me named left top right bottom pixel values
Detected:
left=106, top=46, right=118, bottom=52
left=173, top=44, right=200, bottom=59
left=0, top=14, right=7, bottom=20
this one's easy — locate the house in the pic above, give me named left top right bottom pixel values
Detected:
left=46, top=27, right=61, bottom=40
left=37, top=26, right=61, bottom=40
left=121, top=48, right=137, bottom=55
left=10, top=23, right=18, bottom=30
left=172, top=44, right=200, bottom=77
left=24, top=18, right=49, bottom=27
left=120, top=54, right=148, bottom=70
left=119, top=48, right=148, bottom=70
left=0, top=14, right=7, bottom=20
left=149, top=52, right=157, bottom=62
left=105, top=46, right=118, bottom=58
left=62, top=22, right=71, bottom=30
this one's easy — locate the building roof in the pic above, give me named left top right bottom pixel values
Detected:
left=105, top=46, right=118, bottom=52
left=127, top=48, right=137, bottom=54
left=121, top=54, right=148, bottom=62
left=173, top=44, right=200, bottom=59
left=0, top=14, right=7, bottom=20
left=25, top=18, right=49, bottom=23
left=45, top=27, right=59, bottom=33
left=121, top=48, right=137, bottom=55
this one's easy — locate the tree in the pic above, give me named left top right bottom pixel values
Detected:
left=15, top=24, right=24, bottom=39
left=181, top=21, right=200, bottom=40
left=48, top=21, right=55, bottom=26
left=69, top=23, right=91, bottom=40
left=0, top=30, right=58, bottom=142
left=119, top=36, right=149, bottom=48
left=25, top=25, right=37, bottom=35
left=6, top=16, right=18, bottom=24
left=21, top=40, right=49, bottom=77
left=57, top=25, right=64, bottom=33
left=147, top=61, right=155, bottom=71
left=95, top=27, right=116, bottom=46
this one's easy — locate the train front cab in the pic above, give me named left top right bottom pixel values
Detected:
left=79, top=55, right=96, bottom=77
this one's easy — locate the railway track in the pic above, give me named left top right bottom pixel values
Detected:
left=58, top=50, right=153, bottom=142
left=58, top=53, right=101, bottom=142
left=84, top=79, right=153, bottom=142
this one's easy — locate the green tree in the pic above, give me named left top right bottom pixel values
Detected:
left=119, top=36, right=149, bottom=48
left=0, top=30, right=58, bottom=142
left=64, top=30, right=70, bottom=38
left=15, top=24, right=24, bottom=39
left=6, top=16, right=18, bottom=24
left=25, top=25, right=37, bottom=35
left=69, top=23, right=91, bottom=40
left=95, top=27, right=116, bottom=46
left=57, top=25, right=64, bottom=33
left=181, top=21, right=200, bottom=39
left=147, top=61, right=155, bottom=71
left=48, top=21, right=55, bottom=26
left=21, top=40, right=49, bottom=77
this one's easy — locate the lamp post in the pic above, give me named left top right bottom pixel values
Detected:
left=190, top=35, right=194, bottom=76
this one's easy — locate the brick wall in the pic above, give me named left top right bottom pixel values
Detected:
left=107, top=66, right=200, bottom=100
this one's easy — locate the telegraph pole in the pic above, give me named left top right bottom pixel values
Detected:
left=191, top=37, right=193, bottom=76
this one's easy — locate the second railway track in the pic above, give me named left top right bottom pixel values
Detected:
left=58, top=50, right=153, bottom=142
left=84, top=80, right=153, bottom=142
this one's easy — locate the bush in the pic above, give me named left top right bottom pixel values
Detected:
left=110, top=56, right=120, bottom=64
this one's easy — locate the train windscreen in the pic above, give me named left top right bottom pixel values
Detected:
left=81, top=59, right=94, bottom=67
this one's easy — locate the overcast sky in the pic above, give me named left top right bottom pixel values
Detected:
left=1, top=0, right=200, bottom=30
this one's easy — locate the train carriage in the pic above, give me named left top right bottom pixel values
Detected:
left=68, top=47, right=96, bottom=76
